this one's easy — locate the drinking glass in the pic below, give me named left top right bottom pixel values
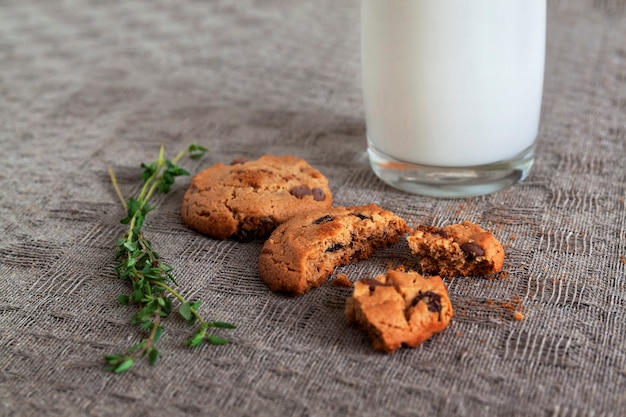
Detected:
left=361, top=0, right=546, bottom=197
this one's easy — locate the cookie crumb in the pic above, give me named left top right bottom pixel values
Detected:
left=332, top=273, right=353, bottom=288
left=513, top=311, right=525, bottom=321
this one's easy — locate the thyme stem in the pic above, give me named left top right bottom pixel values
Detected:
left=108, top=167, right=128, bottom=210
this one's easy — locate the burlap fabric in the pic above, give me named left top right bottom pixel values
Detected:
left=1, top=1, right=625, bottom=416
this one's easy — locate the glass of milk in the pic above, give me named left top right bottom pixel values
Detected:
left=361, top=0, right=546, bottom=197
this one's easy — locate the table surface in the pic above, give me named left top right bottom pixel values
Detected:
left=1, top=1, right=625, bottom=416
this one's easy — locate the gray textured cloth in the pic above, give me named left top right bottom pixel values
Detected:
left=1, top=1, right=625, bottom=416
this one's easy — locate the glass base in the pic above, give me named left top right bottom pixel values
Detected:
left=367, top=144, right=535, bottom=198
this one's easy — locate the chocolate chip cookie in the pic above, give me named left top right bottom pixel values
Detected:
left=180, top=155, right=332, bottom=240
left=346, top=269, right=453, bottom=353
left=406, top=220, right=504, bottom=277
left=258, top=204, right=409, bottom=294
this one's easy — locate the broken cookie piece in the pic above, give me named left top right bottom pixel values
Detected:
left=406, top=221, right=504, bottom=277
left=258, top=204, right=408, bottom=295
left=346, top=269, right=453, bottom=353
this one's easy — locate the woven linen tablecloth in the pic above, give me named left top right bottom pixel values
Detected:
left=1, top=1, right=625, bottom=416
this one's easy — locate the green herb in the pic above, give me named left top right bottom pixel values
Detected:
left=105, top=144, right=235, bottom=373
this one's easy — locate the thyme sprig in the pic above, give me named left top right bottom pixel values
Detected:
left=105, top=144, right=235, bottom=373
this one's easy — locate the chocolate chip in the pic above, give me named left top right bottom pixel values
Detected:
left=257, top=217, right=277, bottom=232
left=460, top=242, right=485, bottom=258
left=349, top=249, right=363, bottom=261
left=236, top=217, right=277, bottom=241
left=290, top=185, right=312, bottom=198
left=312, top=187, right=325, bottom=201
left=325, top=243, right=345, bottom=253
left=313, top=215, right=333, bottom=225
left=230, top=157, right=248, bottom=165
left=352, top=213, right=370, bottom=220
left=412, top=291, right=442, bottom=313
left=236, top=229, right=252, bottom=241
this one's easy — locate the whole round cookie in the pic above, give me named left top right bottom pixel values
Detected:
left=181, top=155, right=333, bottom=240
left=258, top=203, right=409, bottom=295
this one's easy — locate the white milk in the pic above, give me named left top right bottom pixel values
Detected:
left=362, top=0, right=546, bottom=167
